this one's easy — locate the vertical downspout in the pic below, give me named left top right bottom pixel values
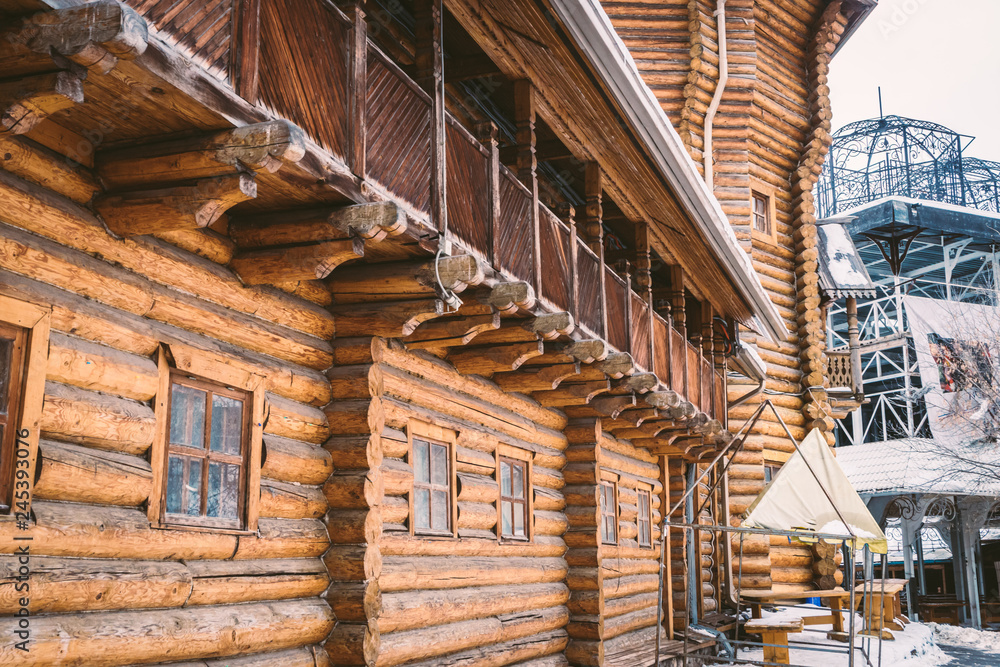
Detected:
left=686, top=464, right=699, bottom=626
left=703, top=0, right=728, bottom=189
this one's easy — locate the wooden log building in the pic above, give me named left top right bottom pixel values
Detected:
left=0, top=0, right=873, bottom=665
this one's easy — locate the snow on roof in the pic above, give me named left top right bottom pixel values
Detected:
left=838, top=195, right=1000, bottom=222
left=837, top=439, right=1000, bottom=497
left=816, top=223, right=876, bottom=298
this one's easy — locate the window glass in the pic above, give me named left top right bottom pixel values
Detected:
left=638, top=489, right=652, bottom=548
left=411, top=434, right=452, bottom=535
left=499, top=456, right=530, bottom=541
left=600, top=481, right=617, bottom=544
left=163, top=374, right=248, bottom=529
left=413, top=440, right=429, bottom=483
left=431, top=443, right=448, bottom=486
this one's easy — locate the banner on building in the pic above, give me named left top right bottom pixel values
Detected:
left=904, top=296, right=1000, bottom=448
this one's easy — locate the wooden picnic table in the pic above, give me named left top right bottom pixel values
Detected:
left=738, top=588, right=853, bottom=638
left=854, top=578, right=910, bottom=639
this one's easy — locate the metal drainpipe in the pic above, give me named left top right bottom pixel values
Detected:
left=686, top=463, right=700, bottom=626
left=703, top=0, right=728, bottom=189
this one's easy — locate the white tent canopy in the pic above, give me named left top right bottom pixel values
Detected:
left=742, top=429, right=888, bottom=554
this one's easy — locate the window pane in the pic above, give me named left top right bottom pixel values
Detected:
left=500, top=461, right=511, bottom=496
left=501, top=500, right=512, bottom=537
left=513, top=503, right=525, bottom=537
left=413, top=440, right=429, bottom=483
left=166, top=455, right=184, bottom=513
left=185, top=459, right=202, bottom=515
left=170, top=383, right=206, bottom=449
left=431, top=444, right=448, bottom=486
left=210, top=394, right=243, bottom=455
left=0, top=336, right=11, bottom=412
left=414, top=487, right=430, bottom=530
left=431, top=489, right=449, bottom=530
left=208, top=461, right=240, bottom=519
left=512, top=463, right=524, bottom=499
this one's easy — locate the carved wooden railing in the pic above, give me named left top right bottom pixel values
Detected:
left=263, top=2, right=724, bottom=418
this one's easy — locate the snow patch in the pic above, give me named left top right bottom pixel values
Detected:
left=931, top=623, right=1000, bottom=653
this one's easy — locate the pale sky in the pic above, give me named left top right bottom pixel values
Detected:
left=828, top=0, right=1000, bottom=160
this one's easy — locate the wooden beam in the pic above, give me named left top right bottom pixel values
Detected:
left=493, top=361, right=580, bottom=393
left=230, top=237, right=364, bottom=285
left=483, top=281, right=535, bottom=315
left=329, top=255, right=485, bottom=304
left=472, top=311, right=574, bottom=346
left=602, top=408, right=658, bottom=432
left=532, top=380, right=609, bottom=407
left=449, top=341, right=544, bottom=377
left=612, top=372, right=657, bottom=394
left=95, top=174, right=256, bottom=236
left=96, top=120, right=307, bottom=188
left=231, top=202, right=407, bottom=248
left=230, top=0, right=262, bottom=101
left=330, top=298, right=445, bottom=338
left=1, top=1, right=149, bottom=75
left=0, top=71, right=84, bottom=135
left=445, top=54, right=501, bottom=82
left=588, top=394, right=637, bottom=419
left=403, top=312, right=500, bottom=349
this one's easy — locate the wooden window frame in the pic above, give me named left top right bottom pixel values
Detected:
left=0, top=297, right=50, bottom=518
left=637, top=487, right=653, bottom=549
left=408, top=421, right=457, bottom=538
left=497, top=445, right=532, bottom=543
left=149, top=344, right=264, bottom=534
left=599, top=479, right=619, bottom=546
left=750, top=184, right=779, bottom=246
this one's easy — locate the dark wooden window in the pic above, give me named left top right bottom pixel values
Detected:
left=499, top=456, right=529, bottom=541
left=599, top=480, right=618, bottom=545
left=752, top=191, right=773, bottom=239
left=412, top=437, right=452, bottom=535
left=0, top=322, right=27, bottom=512
left=637, top=489, right=652, bottom=548
left=163, top=372, right=250, bottom=529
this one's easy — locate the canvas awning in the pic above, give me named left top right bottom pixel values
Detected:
left=742, top=429, right=888, bottom=554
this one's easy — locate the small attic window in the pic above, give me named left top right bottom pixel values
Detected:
left=751, top=187, right=778, bottom=245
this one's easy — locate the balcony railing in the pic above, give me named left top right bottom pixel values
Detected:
left=279, top=2, right=723, bottom=419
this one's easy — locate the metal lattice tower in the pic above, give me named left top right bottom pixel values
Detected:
left=817, top=115, right=1000, bottom=218
left=822, top=116, right=1000, bottom=447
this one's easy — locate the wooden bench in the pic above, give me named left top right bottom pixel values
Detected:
left=854, top=578, right=909, bottom=640
left=917, top=595, right=967, bottom=624
left=744, top=617, right=805, bottom=665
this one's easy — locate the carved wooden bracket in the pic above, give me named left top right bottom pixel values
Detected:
left=404, top=312, right=500, bottom=349
left=483, top=281, right=536, bottom=316
left=0, top=71, right=84, bottom=134
left=230, top=237, right=364, bottom=285
left=95, top=173, right=256, bottom=236
left=331, top=298, right=445, bottom=338
left=612, top=372, right=656, bottom=395
left=231, top=202, right=405, bottom=248
left=97, top=120, right=307, bottom=188
left=493, top=361, right=580, bottom=393
left=3, top=1, right=148, bottom=75
left=329, top=254, right=485, bottom=304
left=532, top=379, right=610, bottom=407
left=588, top=394, right=637, bottom=419
left=603, top=407, right=658, bottom=432
left=449, top=340, right=544, bottom=377
left=473, top=311, right=574, bottom=346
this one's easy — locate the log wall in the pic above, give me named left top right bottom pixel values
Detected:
left=323, top=338, right=571, bottom=666
left=563, top=421, right=664, bottom=667
left=0, top=169, right=335, bottom=664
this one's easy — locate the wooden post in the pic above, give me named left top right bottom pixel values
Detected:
left=582, top=163, right=607, bottom=338
left=846, top=296, right=862, bottom=396
left=635, top=221, right=656, bottom=368
left=701, top=301, right=714, bottom=415
left=414, top=0, right=445, bottom=232
left=660, top=454, right=674, bottom=640
left=477, top=122, right=500, bottom=267
left=558, top=203, right=579, bottom=320
left=714, top=320, right=730, bottom=426
left=514, top=80, right=541, bottom=292
left=230, top=0, right=262, bottom=102
left=347, top=0, right=368, bottom=179
left=669, top=265, right=688, bottom=398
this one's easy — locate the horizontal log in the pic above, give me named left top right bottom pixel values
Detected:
left=379, top=533, right=567, bottom=559
left=185, top=558, right=329, bottom=606
left=324, top=544, right=383, bottom=583
left=399, top=629, right=568, bottom=667
left=534, top=486, right=566, bottom=512
left=377, top=605, right=568, bottom=666
left=324, top=469, right=384, bottom=510
left=378, top=582, right=569, bottom=634
left=457, top=471, right=498, bottom=503
left=325, top=507, right=382, bottom=545
left=327, top=579, right=383, bottom=624
left=0, top=556, right=191, bottom=615
left=535, top=510, right=570, bottom=536
left=380, top=556, right=568, bottom=592
left=40, top=381, right=155, bottom=455
left=382, top=495, right=410, bottom=525
left=382, top=458, right=412, bottom=497
left=325, top=434, right=381, bottom=471
left=148, top=646, right=326, bottom=667
left=259, top=479, right=327, bottom=519
left=232, top=518, right=329, bottom=560
left=46, top=331, right=158, bottom=401
left=330, top=255, right=485, bottom=304
left=457, top=501, right=497, bottom=531
left=0, top=599, right=334, bottom=666
left=33, top=439, right=152, bottom=506
left=261, top=434, right=333, bottom=485
left=266, top=393, right=330, bottom=444
left=230, top=202, right=406, bottom=248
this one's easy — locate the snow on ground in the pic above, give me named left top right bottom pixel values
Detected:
left=732, top=605, right=952, bottom=666
left=930, top=623, right=1000, bottom=653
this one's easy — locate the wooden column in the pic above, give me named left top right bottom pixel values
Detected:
left=701, top=301, right=714, bottom=416
left=669, top=265, right=688, bottom=398
left=414, top=0, right=445, bottom=231
left=557, top=203, right=579, bottom=318
left=635, top=222, right=656, bottom=369
left=660, top=454, right=674, bottom=640
left=582, top=163, right=608, bottom=338
left=846, top=296, right=862, bottom=396
left=477, top=121, right=500, bottom=267
left=713, top=319, right=730, bottom=427
left=347, top=0, right=368, bottom=179
left=514, top=80, right=541, bottom=292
